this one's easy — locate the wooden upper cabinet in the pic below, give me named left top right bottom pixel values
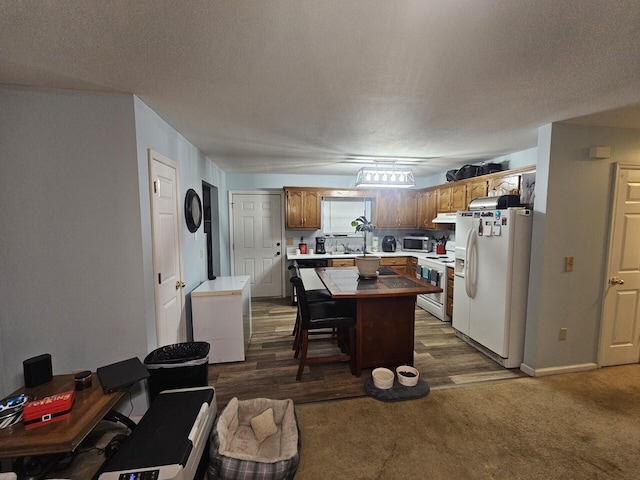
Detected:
left=438, top=184, right=466, bottom=213
left=466, top=179, right=488, bottom=205
left=284, top=188, right=322, bottom=229
left=418, top=189, right=439, bottom=229
left=375, top=189, right=418, bottom=229
left=488, top=173, right=521, bottom=195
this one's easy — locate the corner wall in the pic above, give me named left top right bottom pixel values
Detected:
left=0, top=86, right=147, bottom=396
left=133, top=97, right=229, bottom=351
left=523, top=122, right=640, bottom=372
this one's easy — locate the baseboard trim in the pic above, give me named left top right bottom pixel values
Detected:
left=520, top=363, right=598, bottom=377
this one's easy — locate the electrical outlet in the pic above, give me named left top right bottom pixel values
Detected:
left=559, top=328, right=568, bottom=340
left=565, top=256, right=574, bottom=272
left=286, top=237, right=294, bottom=246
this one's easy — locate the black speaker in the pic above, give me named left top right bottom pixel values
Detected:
left=23, top=353, right=52, bottom=387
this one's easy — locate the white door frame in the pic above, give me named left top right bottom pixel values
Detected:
left=229, top=190, right=286, bottom=297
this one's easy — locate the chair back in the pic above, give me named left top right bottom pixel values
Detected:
left=290, top=276, right=311, bottom=328
left=288, top=263, right=299, bottom=281
left=288, top=261, right=301, bottom=278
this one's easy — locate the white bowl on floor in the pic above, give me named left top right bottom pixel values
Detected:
left=372, top=367, right=395, bottom=389
left=396, top=366, right=419, bottom=387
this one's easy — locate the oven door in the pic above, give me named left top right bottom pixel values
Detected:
left=416, top=261, right=446, bottom=320
left=419, top=266, right=444, bottom=304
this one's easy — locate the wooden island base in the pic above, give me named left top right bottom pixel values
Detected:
left=355, top=296, right=416, bottom=376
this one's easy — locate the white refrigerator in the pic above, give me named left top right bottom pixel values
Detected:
left=452, top=207, right=532, bottom=368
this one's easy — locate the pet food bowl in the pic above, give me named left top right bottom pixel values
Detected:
left=372, top=367, right=395, bottom=389
left=396, top=366, right=419, bottom=387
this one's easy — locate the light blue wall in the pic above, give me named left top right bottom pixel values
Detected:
left=227, top=149, right=538, bottom=192
left=133, top=97, right=229, bottom=349
left=227, top=173, right=356, bottom=190
left=417, top=148, right=538, bottom=188
left=0, top=87, right=229, bottom=415
left=0, top=87, right=147, bottom=406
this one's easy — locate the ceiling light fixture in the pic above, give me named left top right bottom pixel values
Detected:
left=355, top=166, right=415, bottom=188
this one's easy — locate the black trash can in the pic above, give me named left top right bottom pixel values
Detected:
left=144, top=342, right=210, bottom=402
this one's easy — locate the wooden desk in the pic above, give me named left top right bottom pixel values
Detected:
left=316, top=267, right=442, bottom=376
left=0, top=373, right=125, bottom=458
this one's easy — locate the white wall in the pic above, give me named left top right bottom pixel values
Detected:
left=523, top=122, right=640, bottom=371
left=0, top=87, right=147, bottom=399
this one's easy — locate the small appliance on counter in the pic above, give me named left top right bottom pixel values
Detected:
left=382, top=235, right=396, bottom=252
left=402, top=236, right=431, bottom=253
left=371, top=236, right=380, bottom=252
left=315, top=237, right=326, bottom=254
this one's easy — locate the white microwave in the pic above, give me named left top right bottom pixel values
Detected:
left=402, top=236, right=431, bottom=252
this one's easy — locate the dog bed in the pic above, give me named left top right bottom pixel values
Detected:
left=208, top=397, right=300, bottom=480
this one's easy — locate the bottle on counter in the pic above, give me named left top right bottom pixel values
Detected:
left=299, top=236, right=308, bottom=254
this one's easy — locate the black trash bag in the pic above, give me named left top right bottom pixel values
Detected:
left=446, top=164, right=480, bottom=182
left=477, top=163, right=503, bottom=175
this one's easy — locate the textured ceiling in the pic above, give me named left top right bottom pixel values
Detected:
left=2, top=1, right=640, bottom=176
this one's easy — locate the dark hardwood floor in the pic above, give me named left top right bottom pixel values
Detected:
left=207, top=298, right=525, bottom=409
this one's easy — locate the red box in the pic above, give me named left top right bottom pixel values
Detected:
left=23, top=390, right=75, bottom=430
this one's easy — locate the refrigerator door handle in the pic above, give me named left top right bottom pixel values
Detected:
left=465, top=224, right=478, bottom=298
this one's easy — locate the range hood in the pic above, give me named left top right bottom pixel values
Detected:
left=432, top=212, right=457, bottom=224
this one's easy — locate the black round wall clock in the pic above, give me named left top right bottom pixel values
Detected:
left=184, top=188, right=202, bottom=233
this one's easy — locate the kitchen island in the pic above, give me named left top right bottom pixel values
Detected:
left=315, top=267, right=441, bottom=376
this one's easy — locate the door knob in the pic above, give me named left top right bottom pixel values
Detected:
left=609, top=277, right=625, bottom=285
left=276, top=251, right=281, bottom=256
left=176, top=281, right=186, bottom=289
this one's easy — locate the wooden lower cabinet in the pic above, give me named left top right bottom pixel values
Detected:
left=328, top=258, right=355, bottom=267
left=446, top=267, right=454, bottom=319
left=406, top=257, right=418, bottom=277
left=379, top=256, right=408, bottom=267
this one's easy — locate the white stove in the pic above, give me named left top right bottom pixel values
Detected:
left=416, top=242, right=455, bottom=321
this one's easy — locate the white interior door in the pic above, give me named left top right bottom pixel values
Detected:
left=231, top=192, right=283, bottom=297
left=599, top=164, right=640, bottom=366
left=149, top=150, right=186, bottom=346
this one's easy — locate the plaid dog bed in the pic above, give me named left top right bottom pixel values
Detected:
left=208, top=397, right=300, bottom=480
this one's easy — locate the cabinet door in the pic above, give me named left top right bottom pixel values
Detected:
left=406, top=257, right=418, bottom=277
left=302, top=191, right=321, bottom=229
left=285, top=189, right=321, bottom=229
left=397, top=191, right=418, bottom=228
left=466, top=180, right=488, bottom=204
left=375, top=191, right=397, bottom=228
left=450, top=184, right=467, bottom=211
left=375, top=190, right=417, bottom=228
left=437, top=187, right=452, bottom=212
left=418, top=190, right=438, bottom=229
left=285, top=189, right=305, bottom=229
left=488, top=174, right=521, bottom=195
left=438, top=185, right=466, bottom=212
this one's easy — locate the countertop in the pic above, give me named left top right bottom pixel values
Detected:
left=287, top=250, right=448, bottom=262
left=192, top=276, right=250, bottom=296
left=288, top=251, right=411, bottom=260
